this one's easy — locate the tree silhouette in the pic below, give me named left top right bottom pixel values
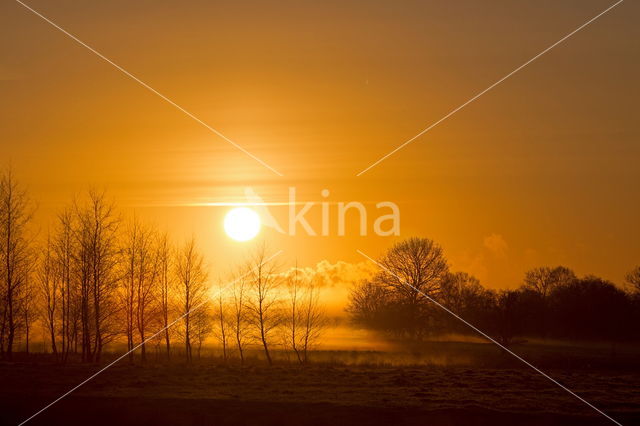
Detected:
left=246, top=246, right=281, bottom=365
left=349, top=238, right=448, bottom=339
left=626, top=266, right=640, bottom=295
left=175, top=237, right=208, bottom=363
left=0, top=168, right=33, bottom=360
left=523, top=266, right=576, bottom=300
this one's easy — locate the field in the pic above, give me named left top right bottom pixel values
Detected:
left=2, top=341, right=640, bottom=425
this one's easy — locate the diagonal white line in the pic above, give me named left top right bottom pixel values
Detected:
left=356, top=249, right=623, bottom=426
left=356, top=0, right=624, bottom=177
left=14, top=0, right=284, bottom=177
left=18, top=250, right=284, bottom=426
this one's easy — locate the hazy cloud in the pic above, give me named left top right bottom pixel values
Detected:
left=282, top=260, right=377, bottom=288
left=483, top=233, right=508, bottom=259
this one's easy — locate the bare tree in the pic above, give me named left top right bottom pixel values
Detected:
left=192, top=304, right=213, bottom=360
left=246, top=246, right=281, bottom=366
left=229, top=270, right=249, bottom=364
left=523, top=266, right=576, bottom=300
left=348, top=238, right=448, bottom=339
left=38, top=234, right=59, bottom=359
left=625, top=266, right=640, bottom=295
left=157, top=232, right=173, bottom=359
left=120, top=219, right=140, bottom=362
left=379, top=237, right=449, bottom=305
left=75, top=190, right=120, bottom=362
left=135, top=222, right=159, bottom=363
left=212, top=279, right=229, bottom=362
left=439, top=272, right=485, bottom=313
left=299, top=280, right=325, bottom=363
left=436, top=272, right=494, bottom=334
left=175, top=237, right=209, bottom=362
left=21, top=272, right=37, bottom=354
left=284, top=266, right=303, bottom=363
left=75, top=210, right=92, bottom=362
left=346, top=279, right=391, bottom=329
left=0, top=169, right=34, bottom=360
left=284, top=267, right=326, bottom=364
left=54, top=208, right=78, bottom=362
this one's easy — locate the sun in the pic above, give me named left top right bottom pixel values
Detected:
left=224, top=207, right=261, bottom=242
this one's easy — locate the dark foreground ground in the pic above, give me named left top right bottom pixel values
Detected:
left=3, top=341, right=640, bottom=425
left=2, top=357, right=640, bottom=426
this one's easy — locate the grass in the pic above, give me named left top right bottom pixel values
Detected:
left=1, top=340, right=639, bottom=425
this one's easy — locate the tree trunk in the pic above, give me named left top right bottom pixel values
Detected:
left=260, top=322, right=272, bottom=365
left=185, top=314, right=191, bottom=362
left=164, top=328, right=171, bottom=360
left=236, top=332, right=244, bottom=365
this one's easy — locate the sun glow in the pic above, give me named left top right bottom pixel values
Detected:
left=224, top=207, right=261, bottom=241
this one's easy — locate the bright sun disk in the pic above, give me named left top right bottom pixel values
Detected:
left=224, top=207, right=261, bottom=241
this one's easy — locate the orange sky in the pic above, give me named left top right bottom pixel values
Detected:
left=1, top=0, right=638, bottom=288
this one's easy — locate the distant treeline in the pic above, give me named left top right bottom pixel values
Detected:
left=348, top=238, right=640, bottom=346
left=0, top=170, right=324, bottom=364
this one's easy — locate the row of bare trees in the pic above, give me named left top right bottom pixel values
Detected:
left=32, top=190, right=122, bottom=363
left=212, top=255, right=325, bottom=365
left=0, top=170, right=326, bottom=364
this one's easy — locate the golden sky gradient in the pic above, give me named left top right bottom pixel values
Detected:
left=1, top=0, right=638, bottom=288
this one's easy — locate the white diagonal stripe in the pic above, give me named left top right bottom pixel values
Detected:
left=14, top=0, right=284, bottom=177
left=356, top=0, right=624, bottom=176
